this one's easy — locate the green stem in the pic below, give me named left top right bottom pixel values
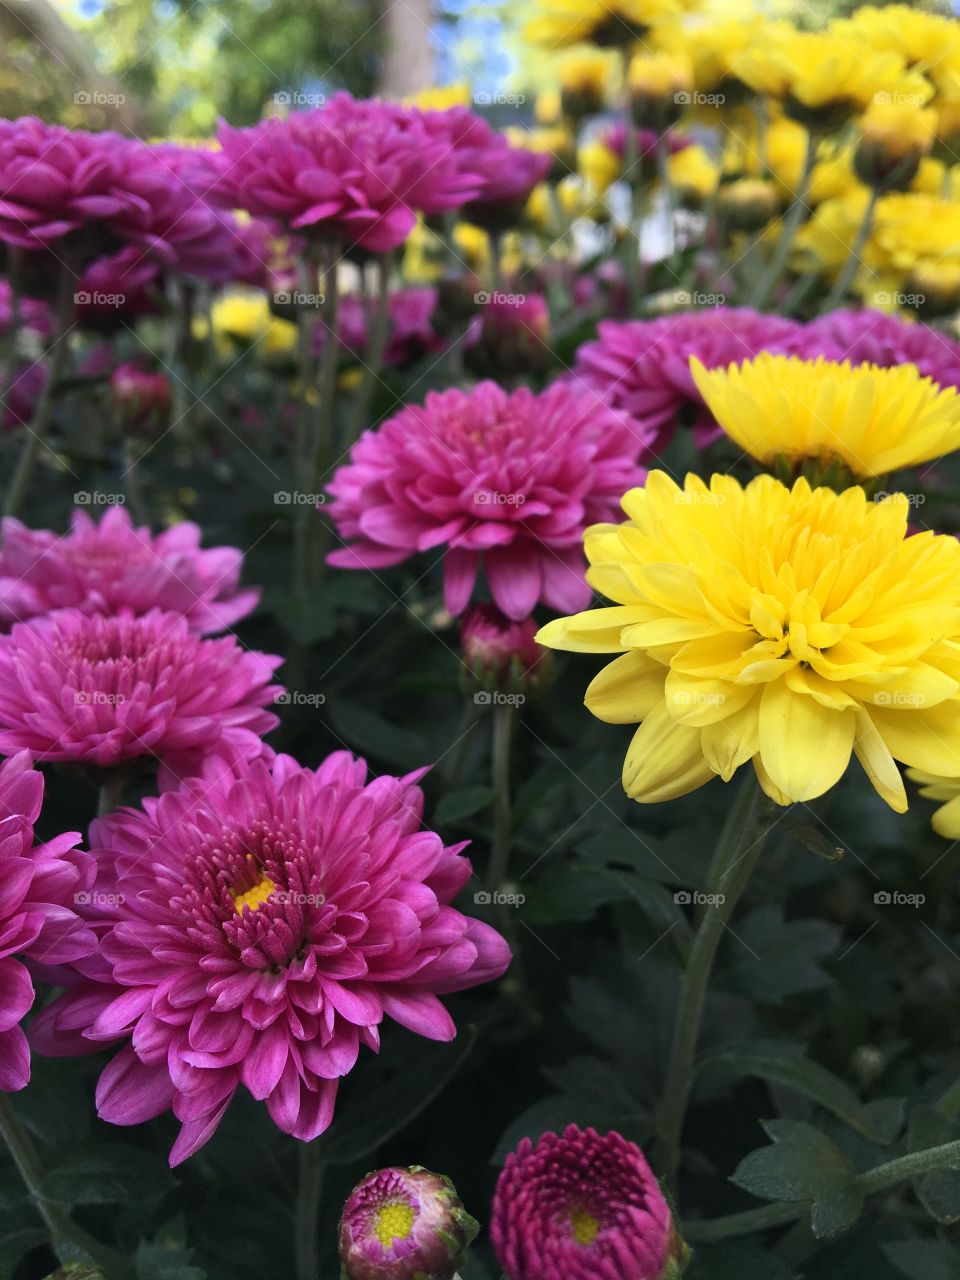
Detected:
left=345, top=249, right=394, bottom=446
left=749, top=129, right=818, bottom=310
left=656, top=132, right=676, bottom=264
left=820, top=186, right=879, bottom=313
left=0, top=1094, right=131, bottom=1277
left=685, top=1137, right=960, bottom=1244
left=488, top=701, right=514, bottom=900
left=4, top=262, right=76, bottom=518
left=655, top=773, right=776, bottom=1189
left=294, top=1140, right=325, bottom=1280
left=309, top=246, right=340, bottom=575
left=292, top=248, right=319, bottom=603
left=97, top=773, right=126, bottom=819
left=121, top=437, right=148, bottom=525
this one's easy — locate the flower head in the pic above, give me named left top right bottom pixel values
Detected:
left=339, top=1166, right=479, bottom=1280
left=855, top=100, right=936, bottom=192
left=524, top=0, right=686, bottom=49
left=491, top=1125, right=682, bottom=1280
left=326, top=380, right=647, bottom=621
left=788, top=309, right=960, bottom=392
left=691, top=352, right=960, bottom=480
left=32, top=751, right=510, bottom=1165
left=0, top=507, right=260, bottom=633
left=907, top=769, right=960, bottom=838
left=537, top=472, right=960, bottom=810
left=461, top=605, right=547, bottom=691
left=0, top=751, right=94, bottom=1091
left=571, top=308, right=801, bottom=454
left=110, top=363, right=172, bottom=436
left=214, top=95, right=483, bottom=252
left=0, top=609, right=281, bottom=777
left=558, top=48, right=618, bottom=118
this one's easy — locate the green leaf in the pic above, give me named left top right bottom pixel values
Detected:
left=732, top=1119, right=863, bottom=1238
left=727, top=907, right=841, bottom=1002
left=700, top=1041, right=899, bottom=1144
left=883, top=1238, right=960, bottom=1280
left=136, top=1240, right=207, bottom=1280
left=434, top=785, right=495, bottom=824
left=0, top=1228, right=45, bottom=1276
left=322, top=1028, right=477, bottom=1164
left=908, top=1105, right=960, bottom=1224
left=326, top=701, right=429, bottom=769
left=41, top=1144, right=175, bottom=1206
left=687, top=1241, right=801, bottom=1279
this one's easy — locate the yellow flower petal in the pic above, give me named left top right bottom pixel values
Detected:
left=622, top=703, right=714, bottom=804
left=758, top=680, right=856, bottom=802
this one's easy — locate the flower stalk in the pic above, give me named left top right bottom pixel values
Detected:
left=346, top=249, right=395, bottom=446
left=655, top=773, right=778, bottom=1189
left=820, top=185, right=880, bottom=312
left=749, top=129, right=818, bottom=309
left=294, top=1140, right=325, bottom=1280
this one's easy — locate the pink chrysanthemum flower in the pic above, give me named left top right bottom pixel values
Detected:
left=786, top=308, right=960, bottom=390
left=0, top=608, right=281, bottom=776
left=0, top=506, right=260, bottom=633
left=492, top=1126, right=684, bottom=1280
left=571, top=306, right=803, bottom=455
left=0, top=751, right=94, bottom=1092
left=339, top=1166, right=479, bottom=1280
left=32, top=751, right=510, bottom=1165
left=0, top=118, right=133, bottom=252
left=213, top=94, right=483, bottom=253
left=326, top=380, right=647, bottom=621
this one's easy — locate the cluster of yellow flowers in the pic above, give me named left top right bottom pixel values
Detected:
left=517, top=0, right=960, bottom=313
left=537, top=354, right=960, bottom=829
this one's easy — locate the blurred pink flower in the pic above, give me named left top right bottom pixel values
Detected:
left=786, top=308, right=960, bottom=390
left=492, top=1125, right=680, bottom=1280
left=32, top=750, right=510, bottom=1165
left=0, top=506, right=260, bottom=633
left=317, top=287, right=443, bottom=367
left=326, top=380, right=647, bottom=620
left=0, top=751, right=94, bottom=1092
left=213, top=94, right=484, bottom=253
left=0, top=608, right=281, bottom=776
left=572, top=306, right=803, bottom=454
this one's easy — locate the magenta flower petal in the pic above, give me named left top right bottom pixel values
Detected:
left=34, top=752, right=510, bottom=1164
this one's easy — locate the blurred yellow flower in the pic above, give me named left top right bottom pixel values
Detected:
left=628, top=50, right=692, bottom=128
left=717, top=177, right=781, bottom=232
left=535, top=88, right=563, bottom=124
left=691, top=352, right=960, bottom=480
left=524, top=0, right=686, bottom=49
left=404, top=83, right=473, bottom=110
left=208, top=291, right=296, bottom=357
left=668, top=144, right=719, bottom=206
left=831, top=5, right=960, bottom=76
left=578, top=136, right=621, bottom=194
left=854, top=99, right=936, bottom=192
left=683, top=15, right=769, bottom=98
left=558, top=46, right=618, bottom=117
left=537, top=471, right=960, bottom=809
left=505, top=124, right=576, bottom=180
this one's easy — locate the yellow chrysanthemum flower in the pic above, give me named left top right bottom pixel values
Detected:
left=505, top=124, right=576, bottom=180
left=683, top=15, right=769, bottom=97
left=906, top=770, right=960, bottom=837
left=404, top=83, right=473, bottom=110
left=830, top=5, right=960, bottom=75
left=535, top=88, right=563, bottom=125
left=208, top=291, right=296, bottom=357
left=524, top=0, right=685, bottom=49
left=578, top=136, right=621, bottom=194
left=536, top=471, right=960, bottom=809
left=854, top=99, right=936, bottom=191
left=691, top=353, right=960, bottom=481
left=526, top=175, right=599, bottom=229
left=668, top=143, right=719, bottom=205
left=558, top=46, right=618, bottom=98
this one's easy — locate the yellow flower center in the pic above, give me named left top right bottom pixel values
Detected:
left=374, top=1201, right=415, bottom=1247
left=232, top=872, right=276, bottom=914
left=570, top=1208, right=600, bottom=1245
